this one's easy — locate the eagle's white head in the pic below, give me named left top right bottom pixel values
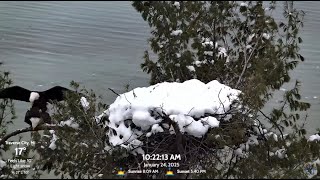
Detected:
left=29, top=92, right=40, bottom=103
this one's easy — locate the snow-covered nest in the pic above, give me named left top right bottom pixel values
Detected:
left=101, top=79, right=241, bottom=155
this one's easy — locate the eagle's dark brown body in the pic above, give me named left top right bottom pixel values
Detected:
left=0, top=86, right=75, bottom=127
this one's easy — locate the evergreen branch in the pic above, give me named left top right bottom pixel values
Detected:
left=258, top=109, right=284, bottom=140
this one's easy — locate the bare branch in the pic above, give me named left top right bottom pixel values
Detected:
left=107, top=88, right=121, bottom=96
left=235, top=33, right=263, bottom=88
left=0, top=124, right=59, bottom=146
left=218, top=88, right=226, bottom=113
left=108, top=88, right=132, bottom=105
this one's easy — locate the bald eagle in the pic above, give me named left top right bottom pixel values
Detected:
left=0, top=86, right=76, bottom=128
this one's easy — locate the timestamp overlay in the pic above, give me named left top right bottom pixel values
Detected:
left=125, top=153, right=207, bottom=176
left=4, top=140, right=36, bottom=175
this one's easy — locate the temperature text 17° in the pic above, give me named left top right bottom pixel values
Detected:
left=15, top=147, right=26, bottom=156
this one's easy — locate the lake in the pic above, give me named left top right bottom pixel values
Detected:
left=0, top=1, right=152, bottom=131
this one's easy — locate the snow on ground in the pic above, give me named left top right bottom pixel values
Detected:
left=102, top=79, right=241, bottom=155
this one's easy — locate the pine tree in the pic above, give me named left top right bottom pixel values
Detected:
left=132, top=1, right=320, bottom=178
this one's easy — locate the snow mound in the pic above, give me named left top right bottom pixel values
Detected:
left=103, top=79, right=241, bottom=155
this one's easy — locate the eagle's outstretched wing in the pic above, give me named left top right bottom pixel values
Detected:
left=43, top=86, right=75, bottom=102
left=0, top=86, right=31, bottom=102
